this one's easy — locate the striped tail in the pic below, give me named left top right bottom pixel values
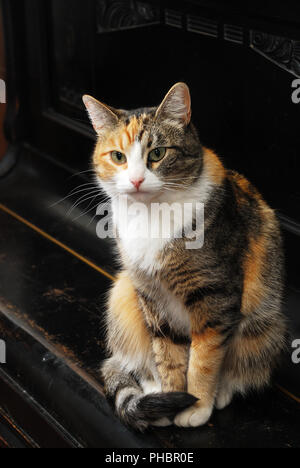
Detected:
left=103, top=360, right=197, bottom=432
left=116, top=388, right=198, bottom=432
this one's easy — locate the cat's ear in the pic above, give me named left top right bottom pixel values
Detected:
left=155, top=83, right=191, bottom=126
left=83, top=95, right=119, bottom=136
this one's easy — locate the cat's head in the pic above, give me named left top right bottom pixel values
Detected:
left=83, top=83, right=203, bottom=203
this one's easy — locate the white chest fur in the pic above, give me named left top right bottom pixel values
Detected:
left=111, top=170, right=213, bottom=275
left=112, top=198, right=172, bottom=275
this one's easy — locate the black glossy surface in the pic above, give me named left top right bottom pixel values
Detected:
left=0, top=415, right=30, bottom=448
left=0, top=369, right=74, bottom=448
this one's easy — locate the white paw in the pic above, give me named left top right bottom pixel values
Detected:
left=141, top=380, right=162, bottom=395
left=174, top=403, right=213, bottom=428
left=216, top=387, right=233, bottom=410
left=151, top=417, right=173, bottom=427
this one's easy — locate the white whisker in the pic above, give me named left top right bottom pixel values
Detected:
left=67, top=190, right=101, bottom=216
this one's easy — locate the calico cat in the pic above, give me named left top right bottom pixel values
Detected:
left=83, top=83, right=286, bottom=431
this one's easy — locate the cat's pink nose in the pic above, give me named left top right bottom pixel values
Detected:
left=130, top=178, right=145, bottom=191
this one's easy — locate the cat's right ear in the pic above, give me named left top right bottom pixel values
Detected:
left=155, top=83, right=192, bottom=127
left=83, top=95, right=119, bottom=137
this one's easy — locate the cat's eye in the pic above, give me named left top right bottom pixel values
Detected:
left=148, top=147, right=167, bottom=163
left=111, top=151, right=127, bottom=165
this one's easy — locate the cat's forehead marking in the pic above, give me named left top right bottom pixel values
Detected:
left=96, top=115, right=141, bottom=156
left=95, top=113, right=153, bottom=167
left=125, top=116, right=140, bottom=143
left=118, top=114, right=150, bottom=150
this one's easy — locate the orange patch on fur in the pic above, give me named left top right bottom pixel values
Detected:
left=188, top=329, right=225, bottom=401
left=126, top=116, right=139, bottom=144
left=191, top=328, right=218, bottom=350
left=237, top=176, right=251, bottom=193
left=242, top=235, right=267, bottom=314
left=93, top=116, right=141, bottom=180
left=203, top=147, right=226, bottom=185
left=231, top=172, right=264, bottom=207
left=108, top=272, right=152, bottom=358
left=237, top=174, right=262, bottom=201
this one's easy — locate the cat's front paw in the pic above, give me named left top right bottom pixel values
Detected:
left=151, top=417, right=173, bottom=427
left=174, top=402, right=213, bottom=428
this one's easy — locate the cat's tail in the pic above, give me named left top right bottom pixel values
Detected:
left=118, top=391, right=198, bottom=432
left=103, top=359, right=197, bottom=432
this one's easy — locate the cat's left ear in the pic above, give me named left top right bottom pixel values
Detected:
left=155, top=82, right=191, bottom=126
left=83, top=95, right=119, bottom=136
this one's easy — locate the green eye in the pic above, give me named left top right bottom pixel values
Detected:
left=149, top=147, right=167, bottom=163
left=111, top=151, right=127, bottom=165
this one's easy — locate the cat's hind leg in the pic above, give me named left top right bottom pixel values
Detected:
left=216, top=302, right=287, bottom=408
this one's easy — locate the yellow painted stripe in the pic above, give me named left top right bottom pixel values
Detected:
left=276, top=384, right=300, bottom=405
left=0, top=203, right=116, bottom=282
